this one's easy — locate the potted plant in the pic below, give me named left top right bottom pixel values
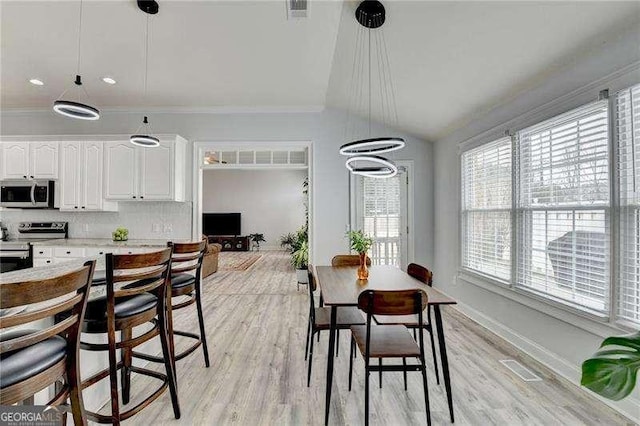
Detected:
left=248, top=233, right=266, bottom=251
left=279, top=232, right=297, bottom=253
left=581, top=331, right=640, bottom=401
left=347, top=230, right=373, bottom=280
left=292, top=239, right=309, bottom=285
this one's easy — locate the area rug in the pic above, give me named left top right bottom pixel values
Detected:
left=218, top=252, right=263, bottom=272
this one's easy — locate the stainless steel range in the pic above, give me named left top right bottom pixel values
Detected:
left=0, top=222, right=68, bottom=273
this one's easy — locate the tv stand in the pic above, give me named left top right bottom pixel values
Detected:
left=208, top=235, right=249, bottom=252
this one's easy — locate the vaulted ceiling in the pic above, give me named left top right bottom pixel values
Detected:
left=2, top=1, right=639, bottom=141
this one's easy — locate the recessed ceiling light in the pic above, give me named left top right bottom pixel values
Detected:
left=29, top=79, right=44, bottom=86
left=102, top=77, right=116, bottom=85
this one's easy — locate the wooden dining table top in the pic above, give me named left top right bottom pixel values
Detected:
left=315, top=265, right=457, bottom=307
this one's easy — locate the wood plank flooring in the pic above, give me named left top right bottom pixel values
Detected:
left=106, top=251, right=635, bottom=425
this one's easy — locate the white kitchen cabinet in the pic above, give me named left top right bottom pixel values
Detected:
left=104, top=136, right=187, bottom=201
left=32, top=258, right=54, bottom=267
left=60, top=141, right=117, bottom=212
left=0, top=141, right=58, bottom=180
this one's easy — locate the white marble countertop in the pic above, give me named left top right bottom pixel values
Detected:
left=30, top=238, right=169, bottom=247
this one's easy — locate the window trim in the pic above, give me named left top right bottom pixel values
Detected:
left=458, top=80, right=640, bottom=332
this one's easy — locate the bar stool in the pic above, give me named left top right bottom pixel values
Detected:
left=133, top=240, right=209, bottom=371
left=80, top=248, right=180, bottom=425
left=0, top=260, right=96, bottom=425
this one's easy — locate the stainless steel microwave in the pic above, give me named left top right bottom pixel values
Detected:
left=0, top=180, right=55, bottom=208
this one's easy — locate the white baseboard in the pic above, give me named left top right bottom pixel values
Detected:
left=454, top=301, right=640, bottom=422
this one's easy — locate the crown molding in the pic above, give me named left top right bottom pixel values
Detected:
left=0, top=105, right=326, bottom=115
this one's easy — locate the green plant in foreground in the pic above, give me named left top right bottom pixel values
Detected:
left=347, top=230, right=373, bottom=254
left=581, top=331, right=640, bottom=401
left=291, top=240, right=308, bottom=269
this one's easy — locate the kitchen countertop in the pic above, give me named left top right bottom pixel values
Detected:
left=30, top=238, right=170, bottom=247
left=0, top=258, right=94, bottom=284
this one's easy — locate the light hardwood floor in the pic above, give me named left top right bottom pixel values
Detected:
left=108, top=251, right=635, bottom=425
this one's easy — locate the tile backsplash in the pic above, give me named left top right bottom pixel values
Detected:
left=0, top=202, right=192, bottom=240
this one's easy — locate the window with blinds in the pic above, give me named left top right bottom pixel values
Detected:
left=516, top=101, right=610, bottom=314
left=461, top=137, right=512, bottom=281
left=360, top=174, right=402, bottom=266
left=616, top=84, right=640, bottom=326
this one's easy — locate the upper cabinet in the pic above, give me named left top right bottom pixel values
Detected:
left=1, top=141, right=58, bottom=180
left=59, top=141, right=117, bottom=212
left=104, top=136, right=187, bottom=202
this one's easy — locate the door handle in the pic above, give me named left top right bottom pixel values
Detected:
left=30, top=182, right=36, bottom=205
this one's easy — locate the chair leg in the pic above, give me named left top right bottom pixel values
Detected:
left=378, top=358, right=382, bottom=388
left=348, top=337, right=355, bottom=391
left=304, top=318, right=311, bottom=361
left=402, top=358, right=408, bottom=391
left=364, top=367, right=370, bottom=426
left=421, top=366, right=431, bottom=426
left=307, top=330, right=315, bottom=387
left=195, top=286, right=211, bottom=368
left=428, top=326, right=440, bottom=385
left=159, top=307, right=181, bottom=419
left=121, top=328, right=132, bottom=405
left=106, top=329, right=121, bottom=425
left=336, top=329, right=340, bottom=357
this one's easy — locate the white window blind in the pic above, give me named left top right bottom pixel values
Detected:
left=616, top=84, right=640, bottom=326
left=461, top=137, right=512, bottom=281
left=516, top=101, right=610, bottom=314
left=360, top=174, right=402, bottom=266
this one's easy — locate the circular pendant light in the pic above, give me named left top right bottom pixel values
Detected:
left=345, top=155, right=398, bottom=178
left=53, top=1, right=100, bottom=120
left=339, top=137, right=405, bottom=156
left=53, top=76, right=99, bottom=120
left=130, top=116, right=160, bottom=147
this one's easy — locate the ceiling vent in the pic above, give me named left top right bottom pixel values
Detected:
left=287, top=0, right=308, bottom=19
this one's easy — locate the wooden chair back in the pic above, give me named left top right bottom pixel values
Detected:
left=331, top=254, right=371, bottom=267
left=357, top=289, right=428, bottom=316
left=169, top=240, right=207, bottom=276
left=0, top=260, right=95, bottom=356
left=407, top=263, right=433, bottom=287
left=105, top=247, right=172, bottom=300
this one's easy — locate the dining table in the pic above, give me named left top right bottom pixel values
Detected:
left=315, top=265, right=457, bottom=425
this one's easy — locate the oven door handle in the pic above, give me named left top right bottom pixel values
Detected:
left=30, top=182, right=36, bottom=205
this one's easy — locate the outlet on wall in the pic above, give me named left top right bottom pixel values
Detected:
left=163, top=223, right=172, bottom=233
left=152, top=223, right=161, bottom=233
left=83, top=224, right=89, bottom=232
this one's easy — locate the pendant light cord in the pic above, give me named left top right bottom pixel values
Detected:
left=144, top=13, right=149, bottom=99
left=76, top=0, right=83, bottom=75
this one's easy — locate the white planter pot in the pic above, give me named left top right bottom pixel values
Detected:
left=296, top=268, right=309, bottom=284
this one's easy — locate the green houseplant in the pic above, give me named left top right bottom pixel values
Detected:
left=248, top=233, right=266, bottom=251
left=581, top=331, right=640, bottom=401
left=347, top=230, right=373, bottom=280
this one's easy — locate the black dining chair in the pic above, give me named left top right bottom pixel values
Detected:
left=305, top=265, right=364, bottom=386
left=349, top=289, right=431, bottom=426
left=373, top=263, right=440, bottom=385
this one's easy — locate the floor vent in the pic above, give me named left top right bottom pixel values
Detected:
left=499, top=359, right=542, bottom=382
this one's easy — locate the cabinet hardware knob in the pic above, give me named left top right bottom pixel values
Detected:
left=74, top=206, right=78, bottom=209
left=66, top=251, right=71, bottom=254
left=30, top=176, right=34, bottom=179
left=81, top=206, right=85, bottom=209
left=23, top=175, right=27, bottom=179
left=140, top=196, right=144, bottom=199
left=133, top=196, right=137, bottom=199
left=99, top=252, right=104, bottom=255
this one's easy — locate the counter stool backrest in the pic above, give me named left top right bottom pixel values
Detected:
left=106, top=248, right=172, bottom=300
left=169, top=240, right=207, bottom=275
left=0, top=260, right=96, bottom=354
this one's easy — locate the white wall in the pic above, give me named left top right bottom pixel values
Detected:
left=0, top=108, right=434, bottom=267
left=202, top=169, right=307, bottom=249
left=433, top=26, right=640, bottom=419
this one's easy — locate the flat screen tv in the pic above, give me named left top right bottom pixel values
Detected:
left=203, top=213, right=241, bottom=236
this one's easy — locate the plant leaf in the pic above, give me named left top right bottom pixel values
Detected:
left=581, top=332, right=640, bottom=401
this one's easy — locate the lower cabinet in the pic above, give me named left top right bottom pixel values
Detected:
left=32, top=245, right=160, bottom=270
